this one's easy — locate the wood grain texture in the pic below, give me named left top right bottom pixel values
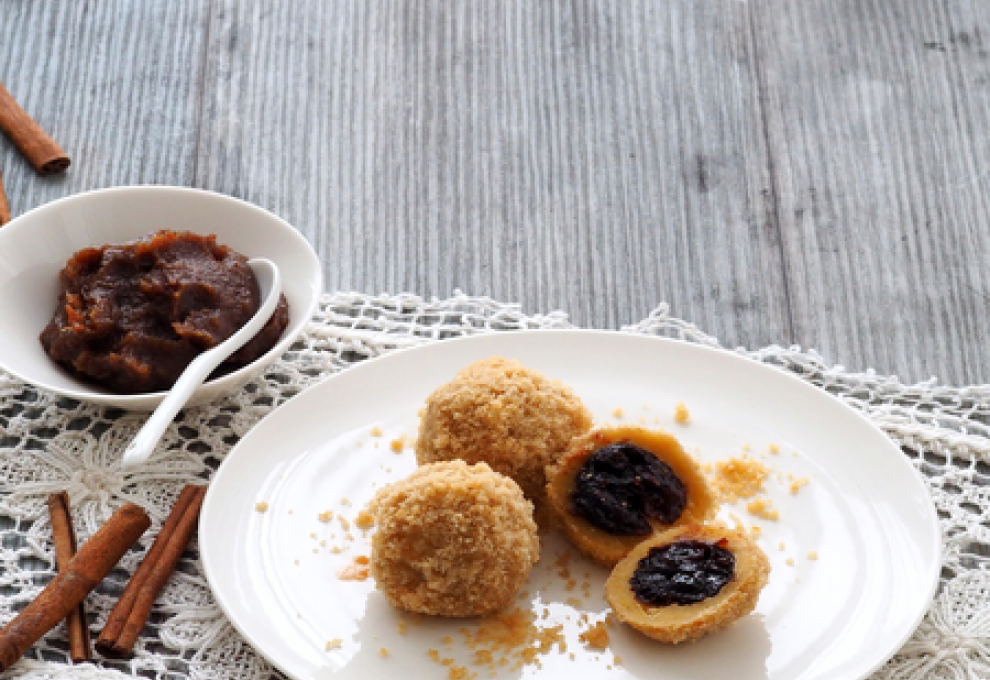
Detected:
left=0, top=1, right=208, bottom=205
left=197, top=0, right=790, bottom=347
left=1, top=0, right=988, bottom=384
left=752, top=0, right=990, bottom=383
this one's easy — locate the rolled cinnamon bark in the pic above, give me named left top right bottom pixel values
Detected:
left=0, top=170, right=10, bottom=226
left=96, top=485, right=207, bottom=658
left=0, top=81, right=70, bottom=175
left=0, top=503, right=149, bottom=672
left=47, top=492, right=92, bottom=663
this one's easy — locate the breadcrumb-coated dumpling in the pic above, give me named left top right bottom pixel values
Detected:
left=415, top=357, right=593, bottom=509
left=605, top=524, right=770, bottom=644
left=369, top=461, right=540, bottom=617
left=547, top=426, right=717, bottom=565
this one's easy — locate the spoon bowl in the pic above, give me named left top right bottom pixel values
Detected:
left=121, top=259, right=282, bottom=470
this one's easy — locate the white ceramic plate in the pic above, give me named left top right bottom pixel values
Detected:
left=0, top=186, right=322, bottom=410
left=200, top=331, right=940, bottom=680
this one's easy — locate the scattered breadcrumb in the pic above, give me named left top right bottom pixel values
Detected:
left=452, top=607, right=565, bottom=673
left=710, top=457, right=770, bottom=502
left=785, top=557, right=795, bottom=566
left=612, top=407, right=624, bottom=419
left=448, top=667, right=471, bottom=680
left=779, top=542, right=786, bottom=550
left=579, top=621, right=610, bottom=649
left=380, top=647, right=390, bottom=658
left=398, top=622, right=408, bottom=635
left=254, top=501, right=269, bottom=513
left=391, top=439, right=404, bottom=452
left=673, top=402, right=690, bottom=424
left=565, top=597, right=583, bottom=608
left=341, top=498, right=351, bottom=506
left=318, top=510, right=334, bottom=522
left=746, top=497, right=779, bottom=521
left=338, top=555, right=371, bottom=581
left=326, top=638, right=342, bottom=650
left=371, top=426, right=384, bottom=437
left=808, top=551, right=819, bottom=560
left=790, top=477, right=810, bottom=494
left=339, top=516, right=351, bottom=531
left=355, top=510, right=375, bottom=529
left=768, top=443, right=780, bottom=454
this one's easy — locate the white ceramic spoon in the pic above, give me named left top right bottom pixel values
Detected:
left=120, top=258, right=282, bottom=470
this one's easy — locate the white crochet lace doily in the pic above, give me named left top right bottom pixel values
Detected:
left=2, top=293, right=989, bottom=680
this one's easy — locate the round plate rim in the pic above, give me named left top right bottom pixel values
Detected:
left=200, top=329, right=942, bottom=680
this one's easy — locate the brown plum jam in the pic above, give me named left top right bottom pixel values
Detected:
left=40, top=231, right=289, bottom=393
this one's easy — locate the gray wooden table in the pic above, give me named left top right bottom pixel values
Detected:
left=2, top=0, right=988, bottom=385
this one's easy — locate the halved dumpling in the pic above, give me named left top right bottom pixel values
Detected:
left=546, top=426, right=717, bottom=564
left=605, top=524, right=770, bottom=644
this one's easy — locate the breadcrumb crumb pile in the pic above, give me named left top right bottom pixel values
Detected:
left=709, top=457, right=770, bottom=502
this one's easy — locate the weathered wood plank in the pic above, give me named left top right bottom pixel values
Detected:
left=0, top=0, right=209, bottom=208
left=752, top=0, right=990, bottom=383
left=7, top=0, right=987, bottom=384
left=197, top=0, right=791, bottom=347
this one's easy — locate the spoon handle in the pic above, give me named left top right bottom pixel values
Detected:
left=121, top=259, right=281, bottom=469
left=120, top=352, right=224, bottom=468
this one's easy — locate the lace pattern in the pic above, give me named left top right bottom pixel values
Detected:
left=1, top=293, right=987, bottom=679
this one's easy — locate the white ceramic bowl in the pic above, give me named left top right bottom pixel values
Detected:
left=0, top=186, right=322, bottom=410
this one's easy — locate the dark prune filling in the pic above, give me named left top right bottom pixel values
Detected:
left=571, top=442, right=688, bottom=535
left=630, top=539, right=735, bottom=606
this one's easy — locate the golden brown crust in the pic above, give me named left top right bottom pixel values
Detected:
left=546, top=426, right=717, bottom=565
left=369, top=461, right=540, bottom=617
left=605, top=524, right=770, bottom=644
left=415, top=357, right=593, bottom=510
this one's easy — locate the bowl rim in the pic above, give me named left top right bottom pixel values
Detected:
left=0, top=185, right=323, bottom=408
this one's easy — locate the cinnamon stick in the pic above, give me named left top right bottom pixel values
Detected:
left=96, top=484, right=207, bottom=658
left=0, top=80, right=70, bottom=175
left=0, top=170, right=9, bottom=226
left=0, top=503, right=150, bottom=672
left=47, top=492, right=92, bottom=664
